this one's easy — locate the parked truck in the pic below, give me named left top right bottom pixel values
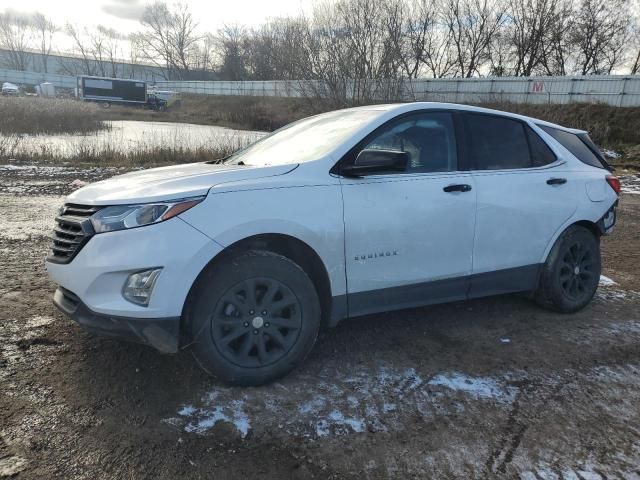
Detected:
left=77, top=76, right=147, bottom=108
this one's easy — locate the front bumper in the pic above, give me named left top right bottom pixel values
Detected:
left=54, top=286, right=180, bottom=353
left=45, top=216, right=223, bottom=319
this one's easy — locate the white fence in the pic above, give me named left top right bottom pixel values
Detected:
left=2, top=67, right=639, bottom=107
left=154, top=76, right=640, bottom=107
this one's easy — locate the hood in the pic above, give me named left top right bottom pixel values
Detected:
left=66, top=162, right=297, bottom=205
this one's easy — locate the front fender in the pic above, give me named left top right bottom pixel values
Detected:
left=179, top=185, right=347, bottom=297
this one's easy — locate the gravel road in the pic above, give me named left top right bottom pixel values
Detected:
left=1, top=164, right=639, bottom=479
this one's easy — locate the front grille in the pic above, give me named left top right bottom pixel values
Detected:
left=47, top=203, right=102, bottom=264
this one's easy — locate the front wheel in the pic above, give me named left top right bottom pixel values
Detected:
left=186, top=250, right=321, bottom=386
left=535, top=225, right=601, bottom=313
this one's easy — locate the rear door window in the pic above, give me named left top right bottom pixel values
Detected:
left=465, top=113, right=555, bottom=170
left=539, top=126, right=606, bottom=169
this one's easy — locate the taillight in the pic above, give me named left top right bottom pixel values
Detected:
left=606, top=175, right=621, bottom=195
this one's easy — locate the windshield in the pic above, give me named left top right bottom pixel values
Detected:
left=226, top=109, right=381, bottom=166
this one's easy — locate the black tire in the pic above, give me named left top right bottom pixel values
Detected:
left=186, top=250, right=321, bottom=386
left=535, top=225, right=601, bottom=313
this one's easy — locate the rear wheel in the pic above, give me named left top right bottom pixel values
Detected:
left=535, top=225, right=601, bottom=313
left=187, top=250, right=321, bottom=385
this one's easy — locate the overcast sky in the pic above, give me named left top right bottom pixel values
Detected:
left=5, top=0, right=314, bottom=35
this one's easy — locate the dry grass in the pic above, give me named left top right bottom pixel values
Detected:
left=102, top=94, right=319, bottom=132
left=0, top=96, right=106, bottom=135
left=0, top=135, right=248, bottom=168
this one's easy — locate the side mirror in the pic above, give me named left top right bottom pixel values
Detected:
left=341, top=149, right=409, bottom=177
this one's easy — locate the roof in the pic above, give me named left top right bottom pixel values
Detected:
left=337, top=102, right=585, bottom=134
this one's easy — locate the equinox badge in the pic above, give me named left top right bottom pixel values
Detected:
left=354, top=250, right=399, bottom=261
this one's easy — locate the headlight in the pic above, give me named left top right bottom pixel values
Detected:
left=90, top=196, right=204, bottom=233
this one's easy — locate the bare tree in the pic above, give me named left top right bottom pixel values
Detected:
left=507, top=0, right=566, bottom=76
left=135, top=2, right=200, bottom=79
left=443, top=0, right=506, bottom=78
left=300, top=0, right=404, bottom=103
left=539, top=0, right=575, bottom=75
left=298, top=1, right=360, bottom=104
left=384, top=0, right=454, bottom=79
left=92, top=26, right=124, bottom=77
left=245, top=18, right=310, bottom=80
left=64, top=24, right=97, bottom=75
left=631, top=24, right=640, bottom=74
left=30, top=13, right=57, bottom=73
left=487, top=28, right=512, bottom=75
left=571, top=0, right=630, bottom=75
left=0, top=12, right=32, bottom=71
left=216, top=24, right=249, bottom=80
left=627, top=0, right=640, bottom=74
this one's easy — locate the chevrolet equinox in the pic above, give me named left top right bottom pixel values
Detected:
left=46, top=103, right=620, bottom=385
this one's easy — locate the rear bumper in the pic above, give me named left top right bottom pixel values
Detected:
left=53, top=287, right=180, bottom=353
left=596, top=200, right=618, bottom=235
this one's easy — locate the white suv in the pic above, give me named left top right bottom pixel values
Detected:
left=46, top=103, right=620, bottom=385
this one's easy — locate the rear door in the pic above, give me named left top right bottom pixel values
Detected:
left=340, top=111, right=477, bottom=316
left=463, top=112, right=579, bottom=297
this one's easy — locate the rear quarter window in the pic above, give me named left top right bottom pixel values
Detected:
left=539, top=126, right=606, bottom=169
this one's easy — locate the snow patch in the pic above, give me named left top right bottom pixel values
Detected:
left=601, top=149, right=621, bottom=159
left=168, top=365, right=517, bottom=438
left=0, top=194, right=63, bottom=241
left=427, top=372, right=516, bottom=403
left=25, top=315, right=54, bottom=329
left=619, top=174, right=640, bottom=195
left=178, top=397, right=250, bottom=438
left=599, top=275, right=617, bottom=286
left=596, top=274, right=640, bottom=302
left=602, top=321, right=640, bottom=335
left=315, top=410, right=366, bottom=437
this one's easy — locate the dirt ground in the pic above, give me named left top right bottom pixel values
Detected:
left=1, top=164, right=639, bottom=479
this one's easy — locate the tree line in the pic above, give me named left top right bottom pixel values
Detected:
left=1, top=0, right=639, bottom=89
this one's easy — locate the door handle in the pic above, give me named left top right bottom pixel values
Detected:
left=443, top=184, right=472, bottom=193
left=547, top=178, right=567, bottom=185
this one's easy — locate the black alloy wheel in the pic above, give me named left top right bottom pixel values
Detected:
left=211, top=277, right=302, bottom=368
left=558, top=240, right=596, bottom=301
left=187, top=250, right=321, bottom=385
left=535, top=225, right=601, bottom=313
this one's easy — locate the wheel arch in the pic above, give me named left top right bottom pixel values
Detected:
left=181, top=233, right=338, bottom=340
left=542, top=219, right=601, bottom=263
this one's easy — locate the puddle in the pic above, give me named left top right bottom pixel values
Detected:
left=0, top=120, right=265, bottom=157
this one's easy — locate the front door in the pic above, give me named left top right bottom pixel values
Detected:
left=339, top=111, right=477, bottom=317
